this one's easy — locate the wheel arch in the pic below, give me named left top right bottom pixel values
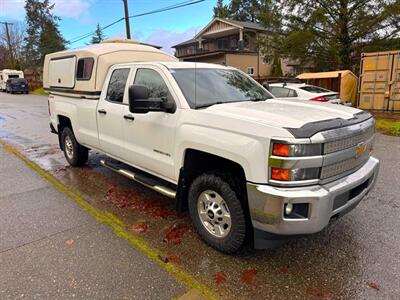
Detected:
left=57, top=115, right=73, bottom=150
left=175, top=148, right=248, bottom=215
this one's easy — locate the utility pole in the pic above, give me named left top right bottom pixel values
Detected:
left=0, top=21, right=15, bottom=66
left=122, top=0, right=131, bottom=39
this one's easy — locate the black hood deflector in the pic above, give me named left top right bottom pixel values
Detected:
left=284, top=111, right=372, bottom=138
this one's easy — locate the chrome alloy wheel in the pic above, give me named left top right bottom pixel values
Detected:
left=64, top=135, right=74, bottom=159
left=197, top=190, right=232, bottom=238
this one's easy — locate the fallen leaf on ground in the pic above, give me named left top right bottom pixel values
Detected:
left=240, top=268, right=257, bottom=285
left=367, top=282, right=381, bottom=291
left=65, top=239, right=75, bottom=246
left=279, top=267, right=289, bottom=274
left=163, top=223, right=189, bottom=244
left=128, top=222, right=149, bottom=234
left=214, top=272, right=226, bottom=285
left=306, top=287, right=333, bottom=299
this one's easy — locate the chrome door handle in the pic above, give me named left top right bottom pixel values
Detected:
left=98, top=109, right=107, bottom=115
left=123, top=114, right=135, bottom=121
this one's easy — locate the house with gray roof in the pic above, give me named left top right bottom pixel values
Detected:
left=172, top=18, right=293, bottom=79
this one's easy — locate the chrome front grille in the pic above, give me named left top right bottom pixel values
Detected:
left=324, top=125, right=374, bottom=154
left=320, top=156, right=369, bottom=179
left=320, top=121, right=375, bottom=181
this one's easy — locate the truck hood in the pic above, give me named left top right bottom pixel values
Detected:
left=204, top=98, right=360, bottom=129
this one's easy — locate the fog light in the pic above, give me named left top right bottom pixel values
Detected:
left=284, top=203, right=293, bottom=215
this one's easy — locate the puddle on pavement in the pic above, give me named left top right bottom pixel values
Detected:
left=0, top=115, right=392, bottom=300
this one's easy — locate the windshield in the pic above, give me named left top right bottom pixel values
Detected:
left=170, top=68, right=273, bottom=108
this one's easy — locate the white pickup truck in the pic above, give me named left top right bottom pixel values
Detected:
left=45, top=41, right=379, bottom=253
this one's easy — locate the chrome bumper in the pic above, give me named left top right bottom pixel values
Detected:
left=247, top=156, right=379, bottom=235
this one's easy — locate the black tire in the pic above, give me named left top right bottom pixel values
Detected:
left=60, top=127, right=88, bottom=166
left=188, top=173, right=247, bottom=253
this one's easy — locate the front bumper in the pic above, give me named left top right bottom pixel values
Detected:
left=247, top=156, right=379, bottom=239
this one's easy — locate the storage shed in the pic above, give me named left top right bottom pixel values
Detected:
left=43, top=39, right=178, bottom=98
left=297, top=70, right=358, bottom=105
left=358, top=50, right=400, bottom=111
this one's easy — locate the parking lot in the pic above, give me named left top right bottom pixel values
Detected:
left=1, top=93, right=399, bottom=299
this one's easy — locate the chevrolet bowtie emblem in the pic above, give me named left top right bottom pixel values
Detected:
left=356, top=143, right=366, bottom=158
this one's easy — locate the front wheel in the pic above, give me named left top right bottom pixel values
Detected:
left=188, top=173, right=247, bottom=254
left=60, top=127, right=88, bottom=166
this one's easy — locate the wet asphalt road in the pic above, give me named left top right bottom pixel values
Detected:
left=0, top=93, right=399, bottom=299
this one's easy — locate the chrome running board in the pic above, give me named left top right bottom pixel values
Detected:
left=100, top=159, right=176, bottom=199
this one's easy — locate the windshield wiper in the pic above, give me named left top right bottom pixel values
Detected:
left=195, top=102, right=224, bottom=109
left=249, top=98, right=265, bottom=102
left=195, top=100, right=240, bottom=109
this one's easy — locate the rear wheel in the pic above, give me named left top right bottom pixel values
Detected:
left=60, top=127, right=88, bottom=166
left=188, top=173, right=247, bottom=254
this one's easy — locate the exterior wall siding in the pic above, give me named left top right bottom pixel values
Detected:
left=203, top=20, right=236, bottom=35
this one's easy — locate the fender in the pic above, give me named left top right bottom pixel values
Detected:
left=175, top=124, right=268, bottom=183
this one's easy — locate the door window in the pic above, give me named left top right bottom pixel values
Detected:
left=106, top=68, right=130, bottom=103
left=134, top=68, right=169, bottom=99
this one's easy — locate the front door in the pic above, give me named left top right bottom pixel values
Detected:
left=121, top=66, right=178, bottom=182
left=97, top=67, right=130, bottom=159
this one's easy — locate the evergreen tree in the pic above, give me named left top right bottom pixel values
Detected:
left=90, top=24, right=106, bottom=44
left=23, top=0, right=65, bottom=67
left=228, top=0, right=259, bottom=22
left=271, top=54, right=282, bottom=76
left=281, top=0, right=400, bottom=71
left=213, top=0, right=229, bottom=18
left=39, top=20, right=65, bottom=60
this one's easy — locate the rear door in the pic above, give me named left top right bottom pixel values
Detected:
left=97, top=67, right=131, bottom=159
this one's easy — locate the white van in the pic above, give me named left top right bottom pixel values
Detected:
left=0, top=69, right=24, bottom=91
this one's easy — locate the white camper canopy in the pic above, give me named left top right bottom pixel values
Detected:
left=0, top=69, right=24, bottom=91
left=43, top=39, right=178, bottom=96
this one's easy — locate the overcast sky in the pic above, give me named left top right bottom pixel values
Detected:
left=0, top=0, right=222, bottom=53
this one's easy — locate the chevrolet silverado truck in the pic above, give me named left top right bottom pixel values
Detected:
left=45, top=41, right=380, bottom=253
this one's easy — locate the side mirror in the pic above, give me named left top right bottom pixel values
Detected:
left=128, top=84, right=176, bottom=114
left=128, top=84, right=164, bottom=114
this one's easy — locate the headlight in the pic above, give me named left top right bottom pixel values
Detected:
left=271, top=167, right=320, bottom=181
left=272, top=142, right=322, bottom=157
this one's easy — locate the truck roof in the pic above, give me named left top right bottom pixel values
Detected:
left=112, top=61, right=233, bottom=70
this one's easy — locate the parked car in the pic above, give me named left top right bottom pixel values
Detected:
left=45, top=41, right=379, bottom=253
left=265, top=82, right=343, bottom=104
left=6, top=78, right=29, bottom=94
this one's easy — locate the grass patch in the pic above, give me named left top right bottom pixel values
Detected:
left=31, top=87, right=47, bottom=95
left=376, top=119, right=400, bottom=137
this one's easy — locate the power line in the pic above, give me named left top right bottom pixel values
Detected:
left=67, top=0, right=205, bottom=45
left=68, top=0, right=203, bottom=44
left=68, top=18, right=124, bottom=44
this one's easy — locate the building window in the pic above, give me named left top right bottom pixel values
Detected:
left=247, top=67, right=255, bottom=76
left=76, top=58, right=94, bottom=80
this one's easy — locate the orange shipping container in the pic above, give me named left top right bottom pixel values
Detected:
left=358, top=50, right=400, bottom=111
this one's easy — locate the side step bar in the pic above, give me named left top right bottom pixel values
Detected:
left=100, top=159, right=176, bottom=199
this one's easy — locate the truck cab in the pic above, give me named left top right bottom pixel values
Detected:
left=45, top=42, right=380, bottom=253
